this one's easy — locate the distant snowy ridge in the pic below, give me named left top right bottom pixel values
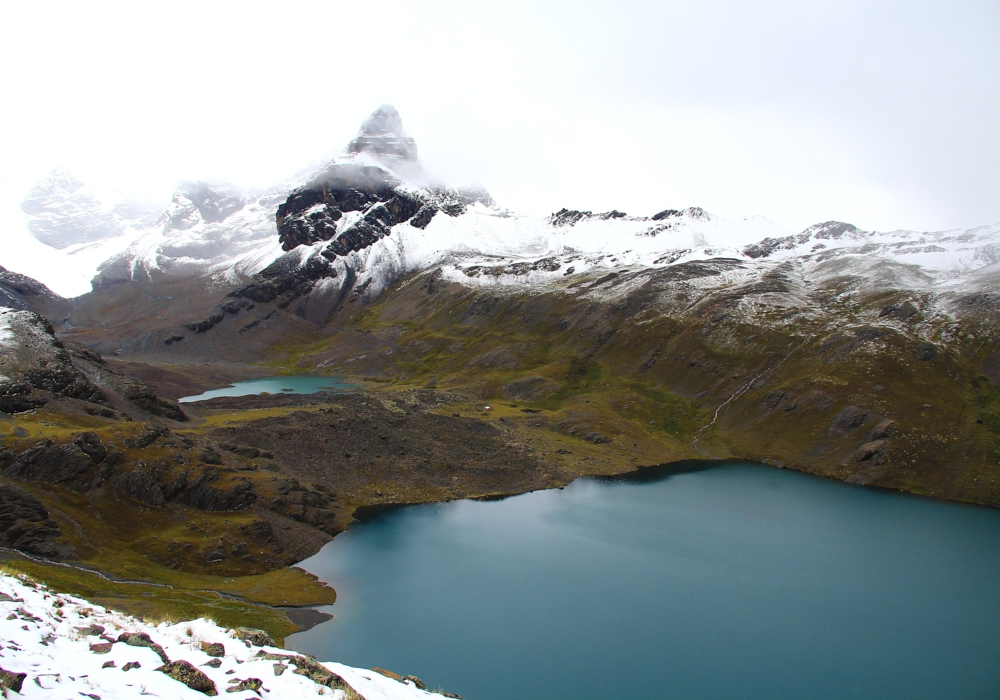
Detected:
left=0, top=571, right=448, bottom=699
left=5, top=106, right=1000, bottom=305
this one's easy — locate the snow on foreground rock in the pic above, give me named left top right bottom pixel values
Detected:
left=0, top=572, right=443, bottom=699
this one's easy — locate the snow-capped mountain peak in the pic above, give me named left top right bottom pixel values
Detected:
left=347, top=104, right=418, bottom=162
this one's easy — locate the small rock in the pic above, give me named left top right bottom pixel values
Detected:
left=404, top=674, right=428, bottom=690
left=0, top=666, right=26, bottom=693
left=372, top=667, right=402, bottom=681
left=854, top=440, right=888, bottom=462
left=235, top=627, right=275, bottom=647
left=117, top=631, right=169, bottom=662
left=203, top=659, right=222, bottom=668
left=272, top=664, right=286, bottom=676
left=157, top=660, right=218, bottom=696
left=226, top=678, right=263, bottom=694
left=868, top=419, right=895, bottom=441
left=122, top=661, right=141, bottom=671
left=0, top=592, right=13, bottom=602
left=201, top=641, right=225, bottom=657
left=89, top=642, right=113, bottom=654
left=102, top=661, right=115, bottom=669
left=75, top=623, right=106, bottom=636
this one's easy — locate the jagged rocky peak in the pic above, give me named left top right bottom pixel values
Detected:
left=163, top=181, right=246, bottom=232
left=347, top=104, right=418, bottom=161
left=20, top=167, right=124, bottom=249
left=274, top=107, right=492, bottom=256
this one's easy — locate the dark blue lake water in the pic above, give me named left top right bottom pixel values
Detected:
left=178, top=374, right=354, bottom=403
left=287, top=462, right=1000, bottom=699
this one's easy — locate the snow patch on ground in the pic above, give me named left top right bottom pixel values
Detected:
left=0, top=572, right=442, bottom=700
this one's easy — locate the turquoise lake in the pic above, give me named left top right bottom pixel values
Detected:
left=288, top=461, right=1000, bottom=699
left=178, top=374, right=355, bottom=403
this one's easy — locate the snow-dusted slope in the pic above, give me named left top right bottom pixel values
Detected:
left=0, top=572, right=444, bottom=699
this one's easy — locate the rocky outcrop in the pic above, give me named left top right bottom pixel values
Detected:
left=5, top=439, right=105, bottom=491
left=0, top=484, right=66, bottom=557
left=0, top=310, right=109, bottom=413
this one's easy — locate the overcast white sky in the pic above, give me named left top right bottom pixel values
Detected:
left=1, top=0, right=998, bottom=237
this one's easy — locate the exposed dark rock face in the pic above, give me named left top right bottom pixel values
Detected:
left=275, top=164, right=425, bottom=252
left=0, top=382, right=46, bottom=413
left=0, top=484, right=65, bottom=556
left=110, top=468, right=166, bottom=507
left=22, top=366, right=106, bottom=404
left=5, top=439, right=101, bottom=490
left=916, top=342, right=936, bottom=361
left=73, top=432, right=108, bottom=462
left=178, top=471, right=256, bottom=511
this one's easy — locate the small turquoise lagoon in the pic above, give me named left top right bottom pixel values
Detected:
left=178, top=374, right=355, bottom=403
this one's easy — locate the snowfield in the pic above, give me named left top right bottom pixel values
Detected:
left=0, top=572, right=444, bottom=700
